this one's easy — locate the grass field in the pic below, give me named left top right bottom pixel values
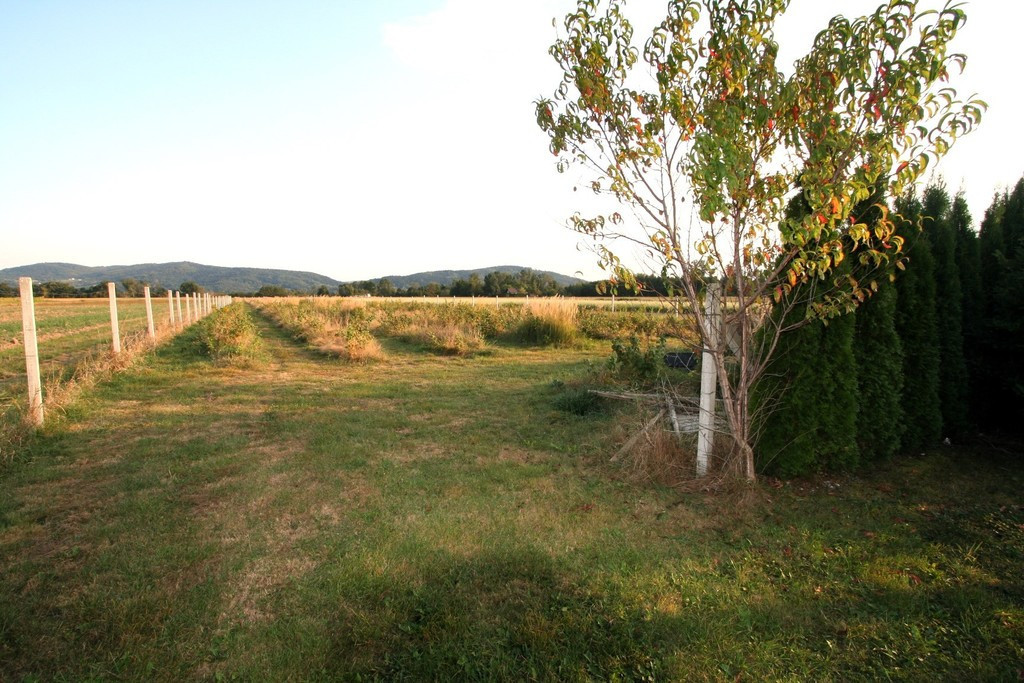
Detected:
left=0, top=297, right=172, bottom=409
left=0, top=302, right=1021, bottom=680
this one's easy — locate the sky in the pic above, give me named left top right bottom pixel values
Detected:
left=1, top=0, right=1020, bottom=283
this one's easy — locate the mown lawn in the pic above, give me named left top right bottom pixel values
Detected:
left=0, top=305, right=1021, bottom=680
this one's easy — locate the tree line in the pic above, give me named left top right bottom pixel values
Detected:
left=757, top=176, right=1024, bottom=475
left=2, top=267, right=674, bottom=300
left=249, top=269, right=669, bottom=299
left=0, top=279, right=206, bottom=298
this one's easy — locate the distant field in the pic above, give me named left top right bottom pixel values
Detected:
left=245, top=294, right=684, bottom=312
left=0, top=297, right=170, bottom=410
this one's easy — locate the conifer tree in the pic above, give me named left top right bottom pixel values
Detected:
left=922, top=184, right=969, bottom=437
left=754, top=193, right=859, bottom=474
left=854, top=278, right=904, bottom=460
left=753, top=306, right=823, bottom=476
left=978, top=180, right=1024, bottom=429
left=816, top=310, right=859, bottom=469
left=894, top=193, right=942, bottom=451
left=951, top=193, right=982, bottom=423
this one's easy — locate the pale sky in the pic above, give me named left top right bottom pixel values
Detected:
left=1, top=1, right=1019, bottom=282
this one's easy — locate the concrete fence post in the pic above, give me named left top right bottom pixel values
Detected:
left=167, top=290, right=175, bottom=325
left=696, top=282, right=721, bottom=477
left=18, top=278, right=43, bottom=427
left=144, top=286, right=156, bottom=340
left=107, top=282, right=121, bottom=354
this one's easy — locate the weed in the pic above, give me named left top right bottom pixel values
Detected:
left=552, top=387, right=604, bottom=415
left=608, top=335, right=667, bottom=381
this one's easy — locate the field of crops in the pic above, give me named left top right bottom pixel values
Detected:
left=0, top=297, right=172, bottom=412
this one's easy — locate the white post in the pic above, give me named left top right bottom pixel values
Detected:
left=611, top=293, right=616, bottom=312
left=18, top=278, right=43, bottom=426
left=107, top=282, right=121, bottom=354
left=696, top=282, right=720, bottom=477
left=185, top=293, right=192, bottom=324
left=175, top=292, right=183, bottom=326
left=144, top=286, right=155, bottom=340
left=167, top=290, right=175, bottom=325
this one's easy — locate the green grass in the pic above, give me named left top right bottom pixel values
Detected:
left=0, top=298, right=159, bottom=405
left=0, top=304, right=1020, bottom=680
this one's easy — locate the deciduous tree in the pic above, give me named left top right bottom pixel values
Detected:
left=537, top=0, right=982, bottom=478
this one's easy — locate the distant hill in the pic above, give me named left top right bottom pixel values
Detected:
left=367, top=266, right=584, bottom=289
left=0, top=262, right=341, bottom=294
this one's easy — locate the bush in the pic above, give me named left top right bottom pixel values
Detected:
left=196, top=304, right=266, bottom=365
left=607, top=336, right=666, bottom=382
left=552, top=387, right=604, bottom=415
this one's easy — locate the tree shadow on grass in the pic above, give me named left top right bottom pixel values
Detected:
left=319, top=547, right=677, bottom=681
left=308, top=540, right=1024, bottom=681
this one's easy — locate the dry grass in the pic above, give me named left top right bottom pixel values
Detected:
left=517, top=298, right=579, bottom=346
left=527, top=298, right=578, bottom=327
left=321, top=333, right=385, bottom=362
left=397, top=322, right=484, bottom=356
left=614, top=404, right=745, bottom=492
left=252, top=299, right=384, bottom=362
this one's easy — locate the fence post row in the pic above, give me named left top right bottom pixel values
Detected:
left=107, top=282, right=121, bottom=354
left=144, top=286, right=155, bottom=339
left=18, top=278, right=44, bottom=427
left=11, top=281, right=230, bottom=431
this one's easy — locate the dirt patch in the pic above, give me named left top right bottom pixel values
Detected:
left=224, top=554, right=317, bottom=623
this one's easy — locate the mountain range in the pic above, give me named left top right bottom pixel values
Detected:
left=368, top=266, right=584, bottom=289
left=0, top=262, right=340, bottom=294
left=0, top=262, right=585, bottom=293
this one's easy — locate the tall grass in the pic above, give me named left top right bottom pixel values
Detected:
left=252, top=297, right=698, bottom=354
left=254, top=298, right=383, bottom=361
left=516, top=299, right=579, bottom=346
